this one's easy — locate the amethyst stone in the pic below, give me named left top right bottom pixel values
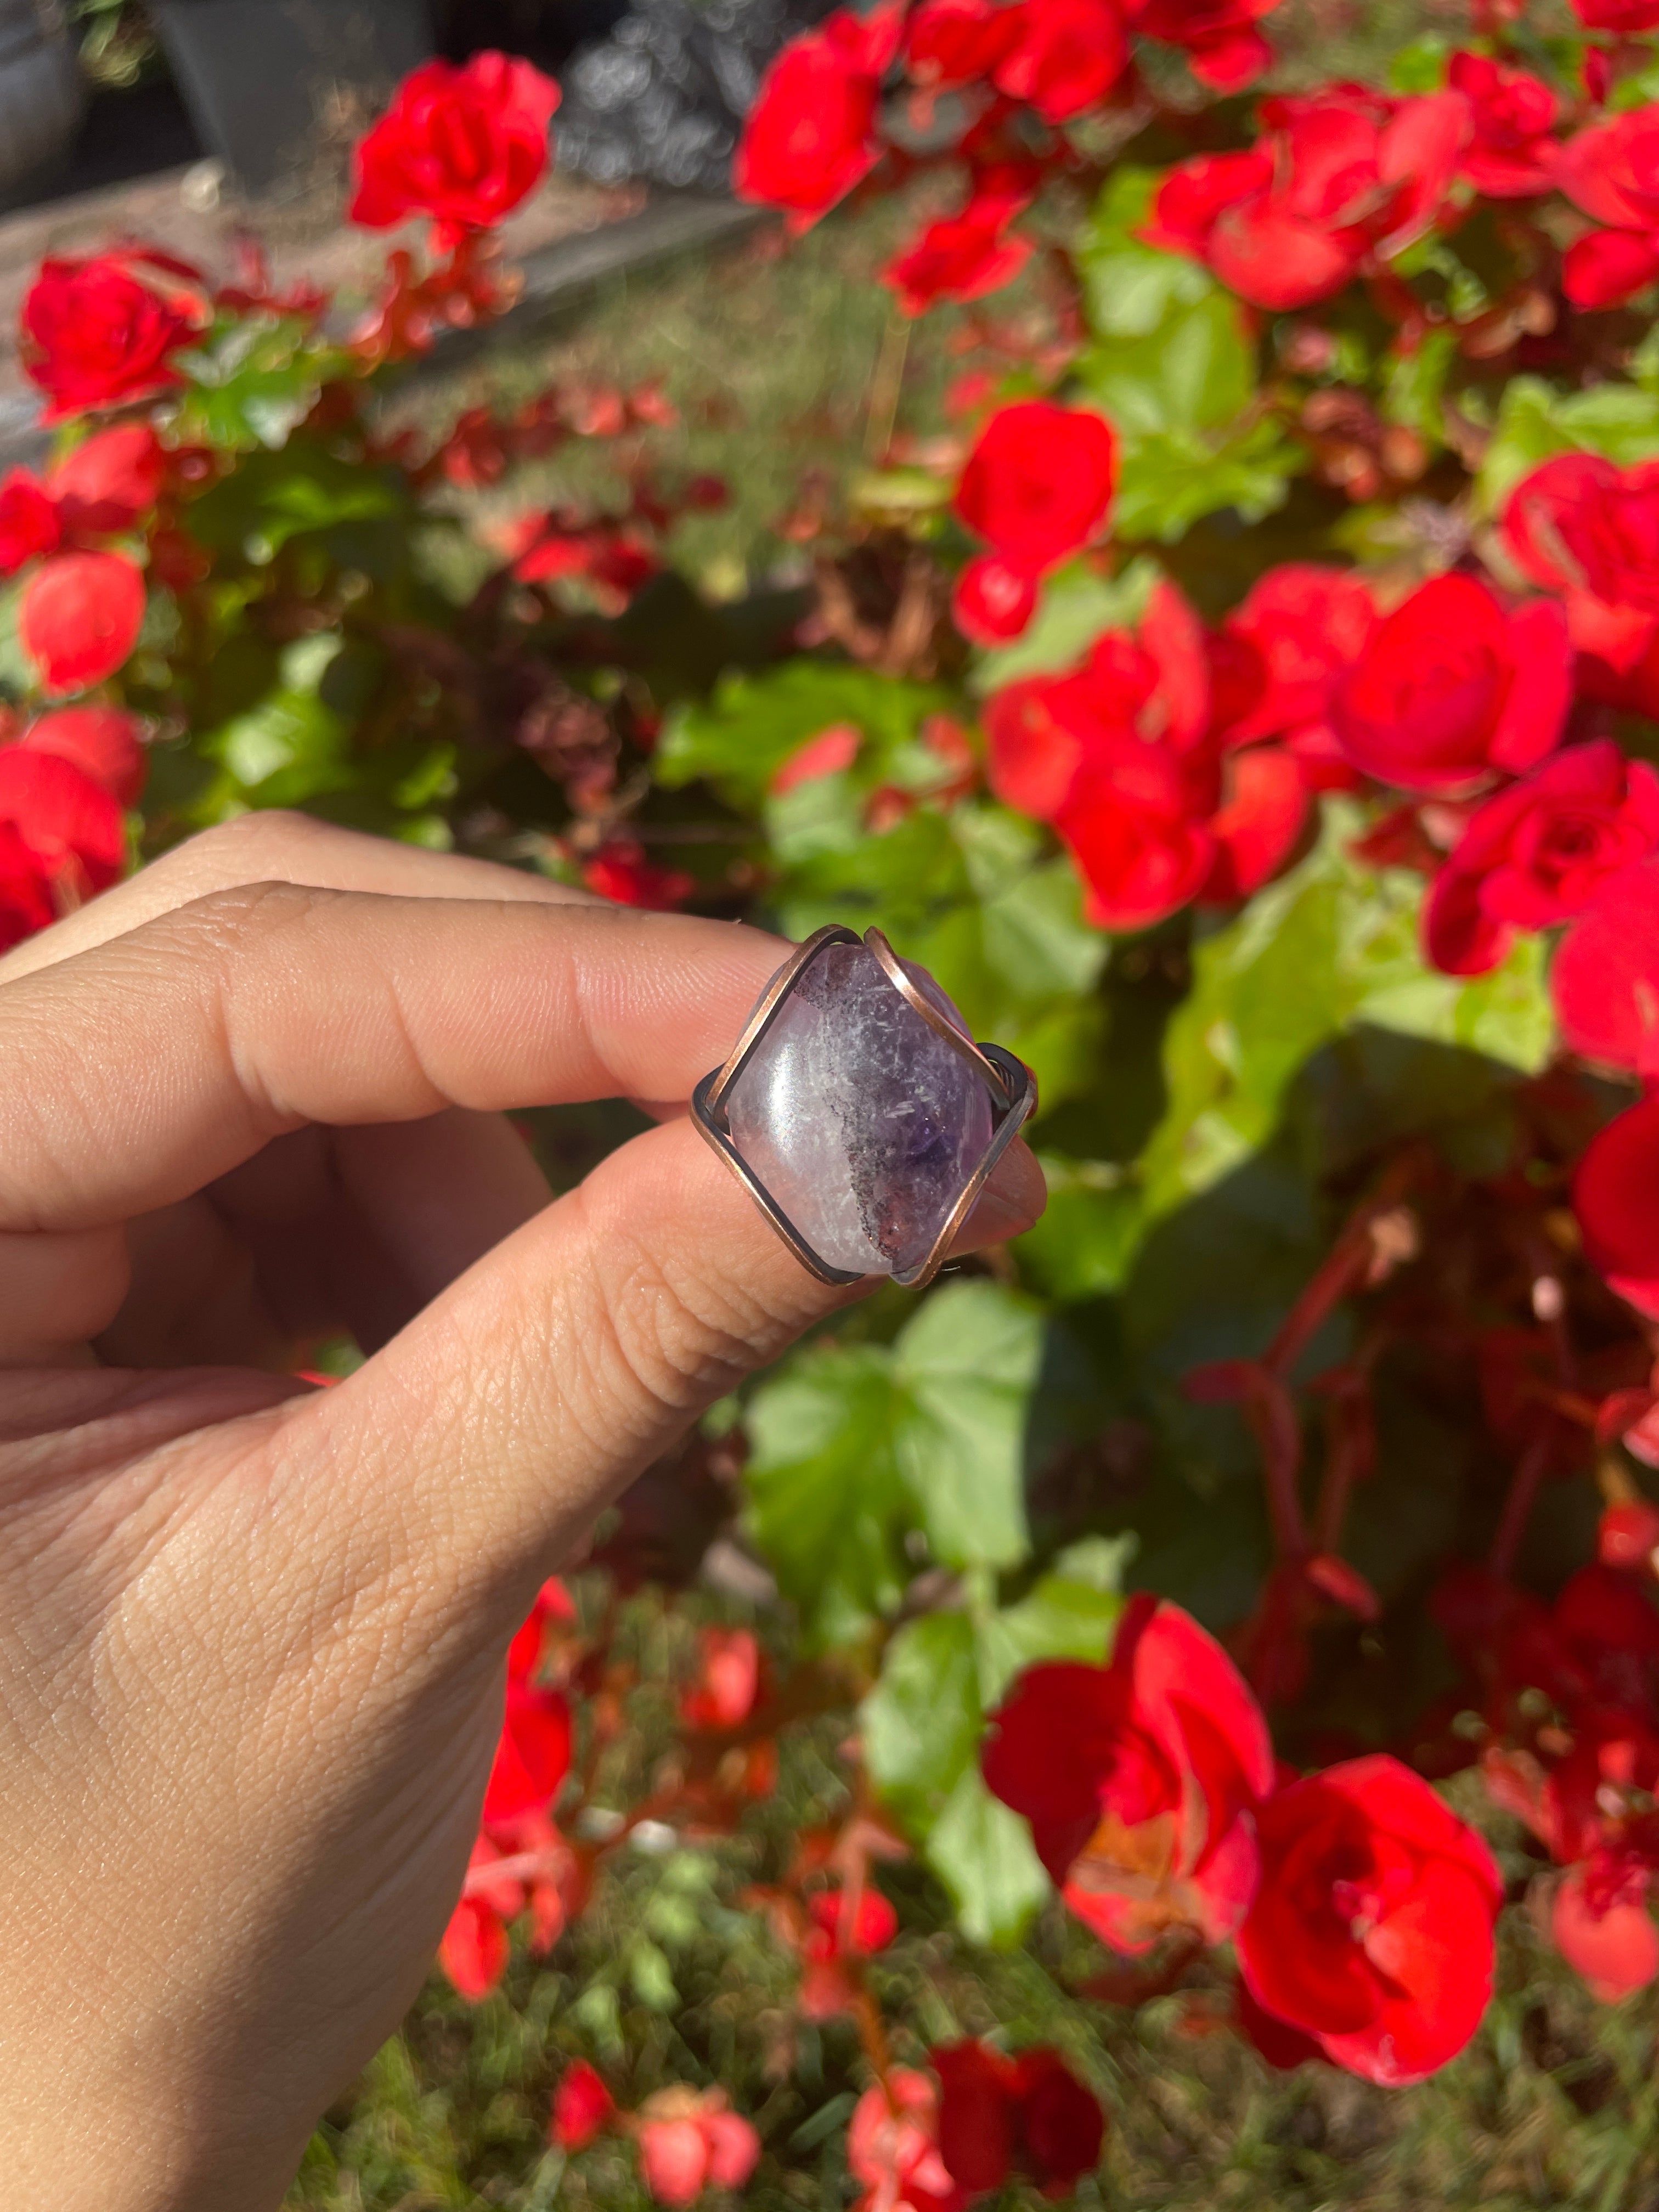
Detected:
left=724, top=940, right=994, bottom=1279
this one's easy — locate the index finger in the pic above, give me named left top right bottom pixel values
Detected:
left=0, top=882, right=789, bottom=1234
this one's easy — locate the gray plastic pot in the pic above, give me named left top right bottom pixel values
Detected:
left=151, top=0, right=432, bottom=194
left=0, top=0, right=88, bottom=209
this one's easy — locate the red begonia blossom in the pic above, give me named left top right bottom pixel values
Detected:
left=848, top=2069, right=967, bottom=2212
left=1448, top=50, right=1559, bottom=198
left=772, top=723, right=862, bottom=794
left=1503, top=454, right=1659, bottom=674
left=0, top=749, right=124, bottom=893
left=1574, top=0, right=1659, bottom=24
left=953, top=554, right=1040, bottom=644
left=734, top=4, right=902, bottom=228
left=884, top=199, right=1034, bottom=315
left=1551, top=1862, right=1659, bottom=2003
left=985, top=583, right=1221, bottom=928
left=632, top=2087, right=761, bottom=2205
left=681, top=1626, right=762, bottom=1729
left=1147, top=86, right=1468, bottom=310
left=0, top=470, right=61, bottom=575
left=1237, top=1756, right=1501, bottom=2086
left=1600, top=1498, right=1659, bottom=1568
left=983, top=1594, right=1274, bottom=1951
left=955, top=400, right=1117, bottom=577
left=16, top=706, right=146, bottom=808
left=933, top=2041, right=1104, bottom=2197
left=1574, top=1095, right=1659, bottom=1317
left=349, top=53, right=559, bottom=241
left=18, top=550, right=147, bottom=695
left=482, top=1677, right=572, bottom=1826
left=48, top=422, right=164, bottom=538
left=1556, top=107, right=1659, bottom=308
left=904, top=0, right=1024, bottom=90
left=1201, top=745, right=1311, bottom=906
left=580, top=837, right=695, bottom=911
left=796, top=1881, right=899, bottom=2017
left=20, top=248, right=205, bottom=421
left=1209, top=562, right=1375, bottom=785
left=992, top=0, right=1127, bottom=123
left=1422, top=741, right=1659, bottom=977
left=1126, top=0, right=1280, bottom=92
left=1329, top=572, right=1569, bottom=795
left=438, top=1884, right=511, bottom=2001
left=1550, top=857, right=1659, bottom=1070
left=0, top=822, right=57, bottom=951
left=551, top=2059, right=616, bottom=2149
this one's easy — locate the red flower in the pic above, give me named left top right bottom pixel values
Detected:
left=992, top=0, right=1127, bottom=125
left=848, top=2070, right=967, bottom=2212
left=986, top=582, right=1218, bottom=928
left=482, top=1679, right=572, bottom=1826
left=552, top=2060, right=616, bottom=2150
left=581, top=838, right=695, bottom=911
left=1201, top=746, right=1310, bottom=905
left=438, top=1890, right=511, bottom=2001
left=16, top=706, right=146, bottom=808
left=1551, top=1863, right=1659, bottom=2003
left=0, top=744, right=126, bottom=896
left=954, top=400, right=1116, bottom=577
left=1550, top=857, right=1659, bottom=1071
left=19, top=550, right=146, bottom=695
left=633, top=2087, right=761, bottom=2205
left=1448, top=50, right=1559, bottom=198
left=1556, top=108, right=1659, bottom=309
left=733, top=5, right=902, bottom=229
left=1503, top=454, right=1659, bottom=674
left=48, top=422, right=164, bottom=538
left=933, top=2042, right=1104, bottom=2197
left=1330, top=572, right=1570, bottom=795
left=681, top=1626, right=762, bottom=1729
left=884, top=199, right=1034, bottom=316
left=1125, top=0, right=1280, bottom=92
left=904, top=0, right=1024, bottom=89
left=0, top=823, right=55, bottom=951
left=349, top=53, right=559, bottom=240
left=1237, top=1756, right=1501, bottom=2086
left=1575, top=1096, right=1659, bottom=1317
left=0, top=470, right=61, bottom=575
left=1574, top=0, right=1659, bottom=23
left=1209, top=562, right=1376, bottom=766
left=983, top=1594, right=1274, bottom=1951
left=1147, top=87, right=1467, bottom=311
left=952, top=555, right=1039, bottom=644
left=20, top=249, right=204, bottom=421
left=772, top=723, right=862, bottom=794
left=1423, top=740, right=1659, bottom=977
left=506, top=1573, right=573, bottom=1685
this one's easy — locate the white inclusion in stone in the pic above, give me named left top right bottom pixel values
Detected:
left=724, top=940, right=994, bottom=1278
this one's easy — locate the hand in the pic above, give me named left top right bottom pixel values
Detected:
left=0, top=812, right=1043, bottom=2211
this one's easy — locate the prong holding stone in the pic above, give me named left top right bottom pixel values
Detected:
left=692, top=927, right=1035, bottom=1290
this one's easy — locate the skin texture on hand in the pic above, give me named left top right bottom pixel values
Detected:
left=0, top=814, right=1043, bottom=2211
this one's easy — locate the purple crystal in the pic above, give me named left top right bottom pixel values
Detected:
left=724, top=940, right=994, bottom=1279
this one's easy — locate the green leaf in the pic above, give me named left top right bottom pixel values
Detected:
left=187, top=438, right=407, bottom=560
left=1014, top=1155, right=1146, bottom=1302
left=924, top=1768, right=1050, bottom=1947
left=975, top=1563, right=1122, bottom=1702
left=656, top=662, right=952, bottom=810
left=1384, top=328, right=1457, bottom=441
left=893, top=1282, right=1042, bottom=1572
left=744, top=1345, right=909, bottom=1651
left=1077, top=167, right=1216, bottom=341
left=1387, top=32, right=1449, bottom=90
left=860, top=1610, right=981, bottom=1831
left=1113, top=420, right=1303, bottom=542
left=173, top=313, right=341, bottom=453
left=1079, top=290, right=1255, bottom=438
